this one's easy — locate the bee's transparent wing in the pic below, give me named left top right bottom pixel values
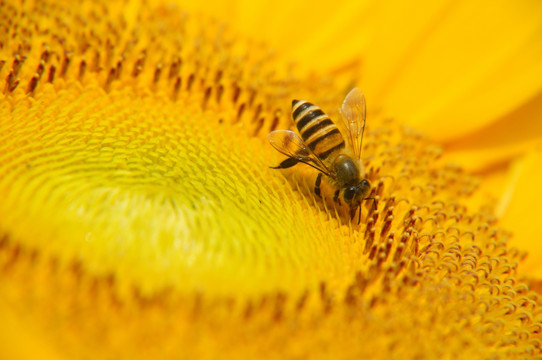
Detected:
left=339, top=88, right=366, bottom=159
left=268, top=130, right=332, bottom=176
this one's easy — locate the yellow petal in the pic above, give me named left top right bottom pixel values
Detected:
left=441, top=91, right=542, bottom=172
left=366, top=0, right=542, bottom=142
left=499, top=148, right=542, bottom=277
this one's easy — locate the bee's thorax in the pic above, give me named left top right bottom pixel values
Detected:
left=333, top=154, right=360, bottom=188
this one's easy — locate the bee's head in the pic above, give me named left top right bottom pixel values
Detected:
left=343, top=179, right=371, bottom=206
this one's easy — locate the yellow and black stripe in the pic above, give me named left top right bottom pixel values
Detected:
left=292, top=99, right=345, bottom=161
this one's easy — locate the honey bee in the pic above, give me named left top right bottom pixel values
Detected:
left=268, top=88, right=375, bottom=222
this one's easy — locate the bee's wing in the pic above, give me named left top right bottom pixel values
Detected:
left=268, top=130, right=332, bottom=176
left=339, top=88, right=366, bottom=159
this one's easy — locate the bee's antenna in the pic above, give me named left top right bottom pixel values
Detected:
left=356, top=198, right=376, bottom=225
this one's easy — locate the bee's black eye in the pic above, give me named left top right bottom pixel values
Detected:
left=362, top=179, right=370, bottom=187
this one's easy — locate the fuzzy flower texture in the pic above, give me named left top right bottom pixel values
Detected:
left=1, top=1, right=542, bottom=359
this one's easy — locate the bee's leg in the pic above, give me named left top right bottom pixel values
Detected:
left=270, top=157, right=298, bottom=169
left=349, top=206, right=357, bottom=221
left=333, top=189, right=341, bottom=206
left=314, top=173, right=322, bottom=198
left=363, top=197, right=377, bottom=211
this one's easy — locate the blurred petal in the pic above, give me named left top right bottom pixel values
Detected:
left=365, top=0, right=542, bottom=142
left=499, top=148, right=542, bottom=277
left=443, top=91, right=542, bottom=172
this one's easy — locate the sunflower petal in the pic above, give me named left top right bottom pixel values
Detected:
left=499, top=149, right=542, bottom=276
left=364, top=1, right=542, bottom=142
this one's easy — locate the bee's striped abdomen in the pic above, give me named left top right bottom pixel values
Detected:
left=292, top=99, right=345, bottom=161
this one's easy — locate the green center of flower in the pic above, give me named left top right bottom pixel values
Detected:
left=1, top=83, right=359, bottom=299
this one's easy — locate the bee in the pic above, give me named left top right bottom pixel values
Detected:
left=268, top=88, right=375, bottom=222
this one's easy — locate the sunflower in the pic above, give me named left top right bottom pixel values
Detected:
left=1, top=0, right=542, bottom=359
